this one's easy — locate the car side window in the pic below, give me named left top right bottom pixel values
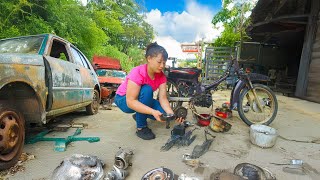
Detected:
left=70, top=47, right=89, bottom=69
left=49, top=40, right=70, bottom=61
left=78, top=52, right=90, bottom=69
left=70, top=47, right=85, bottom=67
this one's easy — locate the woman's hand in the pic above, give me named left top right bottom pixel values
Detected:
left=175, top=117, right=185, bottom=124
left=152, top=110, right=165, bottom=122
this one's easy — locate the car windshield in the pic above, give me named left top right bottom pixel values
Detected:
left=96, top=69, right=126, bottom=79
left=0, top=36, right=44, bottom=54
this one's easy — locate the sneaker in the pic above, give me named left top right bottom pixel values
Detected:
left=136, top=127, right=155, bottom=140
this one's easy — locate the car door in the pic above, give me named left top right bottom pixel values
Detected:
left=44, top=38, right=83, bottom=109
left=69, top=46, right=96, bottom=103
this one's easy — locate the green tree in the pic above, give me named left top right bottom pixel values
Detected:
left=0, top=0, right=154, bottom=71
left=212, top=0, right=257, bottom=47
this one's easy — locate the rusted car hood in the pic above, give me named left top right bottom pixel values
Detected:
left=98, top=76, right=124, bottom=84
left=0, top=54, right=44, bottom=66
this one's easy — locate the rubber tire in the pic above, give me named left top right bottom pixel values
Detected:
left=0, top=107, right=25, bottom=170
left=238, top=84, right=278, bottom=126
left=166, top=80, right=183, bottom=110
left=86, top=89, right=100, bottom=115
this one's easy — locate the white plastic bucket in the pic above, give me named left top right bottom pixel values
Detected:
left=250, top=124, right=278, bottom=148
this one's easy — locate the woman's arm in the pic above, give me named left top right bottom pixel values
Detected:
left=158, top=83, right=184, bottom=123
left=158, top=83, right=174, bottom=114
left=126, top=80, right=163, bottom=121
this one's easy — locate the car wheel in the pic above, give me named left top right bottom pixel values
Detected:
left=86, top=89, right=100, bottom=115
left=0, top=107, right=25, bottom=170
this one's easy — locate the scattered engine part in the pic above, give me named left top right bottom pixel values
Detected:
left=190, top=130, right=215, bottom=159
left=234, top=163, right=276, bottom=180
left=183, top=121, right=195, bottom=127
left=106, top=147, right=134, bottom=180
left=141, top=167, right=175, bottom=180
left=114, top=148, right=134, bottom=170
left=51, top=154, right=104, bottom=180
left=160, top=113, right=176, bottom=129
left=182, top=154, right=205, bottom=168
left=209, top=116, right=232, bottom=133
left=106, top=165, right=128, bottom=180
left=178, top=173, right=201, bottom=180
left=190, top=93, right=213, bottom=108
left=161, top=125, right=197, bottom=151
left=174, top=106, right=188, bottom=119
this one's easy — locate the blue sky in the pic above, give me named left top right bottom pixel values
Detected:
left=143, top=0, right=222, bottom=13
left=143, top=0, right=224, bottom=59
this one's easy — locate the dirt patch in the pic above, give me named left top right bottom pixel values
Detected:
left=0, top=152, right=35, bottom=179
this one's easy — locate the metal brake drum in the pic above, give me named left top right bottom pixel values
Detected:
left=141, top=167, right=175, bottom=180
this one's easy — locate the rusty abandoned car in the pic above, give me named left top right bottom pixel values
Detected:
left=0, top=34, right=101, bottom=169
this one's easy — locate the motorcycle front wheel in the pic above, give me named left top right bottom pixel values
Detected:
left=238, top=84, right=278, bottom=126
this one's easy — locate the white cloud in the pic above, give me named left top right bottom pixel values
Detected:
left=145, top=2, right=221, bottom=43
left=154, top=36, right=187, bottom=60
left=145, top=0, right=223, bottom=60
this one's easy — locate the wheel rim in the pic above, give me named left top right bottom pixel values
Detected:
left=0, top=110, right=23, bottom=161
left=240, top=87, right=275, bottom=124
left=92, top=91, right=99, bottom=113
left=166, top=81, right=181, bottom=109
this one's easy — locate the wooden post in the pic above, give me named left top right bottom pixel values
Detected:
left=295, top=0, right=320, bottom=98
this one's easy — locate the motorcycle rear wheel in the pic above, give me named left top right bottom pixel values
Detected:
left=238, top=84, right=278, bottom=126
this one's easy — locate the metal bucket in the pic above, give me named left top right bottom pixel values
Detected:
left=250, top=124, right=278, bottom=148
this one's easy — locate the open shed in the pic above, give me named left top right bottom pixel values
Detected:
left=247, top=0, right=320, bottom=103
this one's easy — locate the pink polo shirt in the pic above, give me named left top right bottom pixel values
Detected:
left=116, top=64, right=167, bottom=96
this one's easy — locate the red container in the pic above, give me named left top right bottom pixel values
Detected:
left=215, top=108, right=232, bottom=119
left=197, top=114, right=211, bottom=126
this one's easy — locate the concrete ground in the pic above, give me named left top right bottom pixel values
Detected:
left=1, top=90, right=320, bottom=180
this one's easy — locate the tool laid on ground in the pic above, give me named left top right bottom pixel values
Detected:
left=271, top=159, right=320, bottom=178
left=26, top=128, right=100, bottom=152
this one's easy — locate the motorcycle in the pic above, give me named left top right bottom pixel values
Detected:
left=164, top=57, right=278, bottom=126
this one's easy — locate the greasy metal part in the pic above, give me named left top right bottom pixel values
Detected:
left=234, top=163, right=276, bottom=180
left=51, top=154, right=104, bottom=180
left=0, top=109, right=24, bottom=162
left=190, top=130, right=215, bottom=159
left=106, top=165, right=128, bottom=180
left=182, top=154, right=205, bottom=167
left=114, top=148, right=133, bottom=170
left=161, top=125, right=197, bottom=151
left=168, top=96, right=191, bottom=102
left=160, top=113, right=176, bottom=129
left=174, top=106, right=188, bottom=119
left=271, top=159, right=303, bottom=166
left=178, top=173, right=200, bottom=180
left=141, top=167, right=174, bottom=180
left=106, top=148, right=133, bottom=180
